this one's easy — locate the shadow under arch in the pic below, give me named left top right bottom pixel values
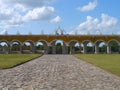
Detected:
left=49, top=39, right=68, bottom=54
left=68, top=40, right=81, bottom=54
left=94, top=40, right=107, bottom=54
left=35, top=40, right=48, bottom=54
left=82, top=40, right=94, bottom=54
left=107, top=39, right=120, bottom=53
left=0, top=40, right=10, bottom=54
left=10, top=40, right=22, bottom=54
left=22, top=40, right=35, bottom=54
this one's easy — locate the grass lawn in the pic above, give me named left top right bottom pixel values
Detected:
left=0, top=54, right=42, bottom=69
left=75, top=54, right=120, bottom=77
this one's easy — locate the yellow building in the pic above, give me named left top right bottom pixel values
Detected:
left=0, top=35, right=120, bottom=54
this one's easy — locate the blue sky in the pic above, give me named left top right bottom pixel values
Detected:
left=0, top=0, right=120, bottom=35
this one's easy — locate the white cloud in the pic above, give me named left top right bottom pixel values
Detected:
left=0, top=29, right=7, bottom=35
left=70, top=14, right=118, bottom=35
left=0, top=0, right=58, bottom=33
left=98, top=14, right=118, bottom=28
left=23, top=7, right=55, bottom=21
left=7, top=14, right=23, bottom=25
left=3, top=0, right=55, bottom=8
left=0, top=2, right=14, bottom=21
left=14, top=4, right=27, bottom=12
left=51, top=16, right=61, bottom=23
left=77, top=0, right=97, bottom=12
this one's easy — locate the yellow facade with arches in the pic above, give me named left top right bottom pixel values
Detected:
left=0, top=35, right=120, bottom=54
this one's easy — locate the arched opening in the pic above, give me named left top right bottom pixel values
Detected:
left=22, top=41, right=35, bottom=54
left=108, top=40, right=119, bottom=54
left=99, top=42, right=107, bottom=53
left=36, top=40, right=48, bottom=54
left=55, top=40, right=63, bottom=54
left=74, top=43, right=81, bottom=54
left=87, top=42, right=94, bottom=54
left=11, top=41, right=21, bottom=54
left=95, top=40, right=107, bottom=54
left=68, top=40, right=81, bottom=54
left=0, top=41, right=9, bottom=54
left=80, top=44, right=84, bottom=54
left=50, top=40, right=67, bottom=54
left=82, top=40, right=94, bottom=54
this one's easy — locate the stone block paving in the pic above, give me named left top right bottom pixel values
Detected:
left=0, top=55, right=120, bottom=90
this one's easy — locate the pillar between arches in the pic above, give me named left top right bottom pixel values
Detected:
left=45, top=45, right=49, bottom=54
left=69, top=46, right=75, bottom=54
left=107, top=44, right=111, bottom=54
left=83, top=44, right=87, bottom=54
left=62, top=45, right=68, bottom=54
left=30, top=44, right=35, bottom=53
left=66, top=46, right=68, bottom=54
left=52, top=45, right=56, bottom=54
left=8, top=45, right=11, bottom=54
left=95, top=44, right=99, bottom=54
left=20, top=45, right=23, bottom=54
left=62, top=45, right=65, bottom=54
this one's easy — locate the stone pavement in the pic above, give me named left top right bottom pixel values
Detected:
left=0, top=55, right=120, bottom=90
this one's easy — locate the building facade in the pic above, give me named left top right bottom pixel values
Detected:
left=0, top=35, right=120, bottom=54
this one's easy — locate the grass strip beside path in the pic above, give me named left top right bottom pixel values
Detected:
left=0, top=54, right=42, bottom=69
left=75, top=54, right=120, bottom=77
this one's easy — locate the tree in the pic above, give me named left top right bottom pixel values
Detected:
left=11, top=44, right=20, bottom=51
left=111, top=42, right=119, bottom=52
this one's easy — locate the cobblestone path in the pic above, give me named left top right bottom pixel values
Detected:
left=0, top=55, right=120, bottom=90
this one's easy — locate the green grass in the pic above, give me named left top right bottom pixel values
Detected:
left=0, top=54, right=42, bottom=69
left=75, top=54, right=120, bottom=77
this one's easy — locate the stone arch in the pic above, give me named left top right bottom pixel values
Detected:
left=22, top=40, right=35, bottom=53
left=94, top=40, right=107, bottom=45
left=107, top=39, right=120, bottom=54
left=68, top=40, right=81, bottom=54
left=0, top=40, right=9, bottom=45
left=68, top=40, right=79, bottom=45
left=50, top=39, right=68, bottom=54
left=36, top=40, right=48, bottom=54
left=0, top=40, right=10, bottom=54
left=10, top=40, right=22, bottom=45
left=82, top=40, right=94, bottom=45
left=107, top=39, right=119, bottom=45
left=10, top=40, right=22, bottom=54
left=50, top=39, right=67, bottom=46
left=82, top=40, right=94, bottom=54
left=94, top=40, right=107, bottom=54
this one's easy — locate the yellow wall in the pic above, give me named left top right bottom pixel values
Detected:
left=0, top=35, right=120, bottom=44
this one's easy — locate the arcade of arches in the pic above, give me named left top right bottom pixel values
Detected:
left=0, top=35, right=120, bottom=54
